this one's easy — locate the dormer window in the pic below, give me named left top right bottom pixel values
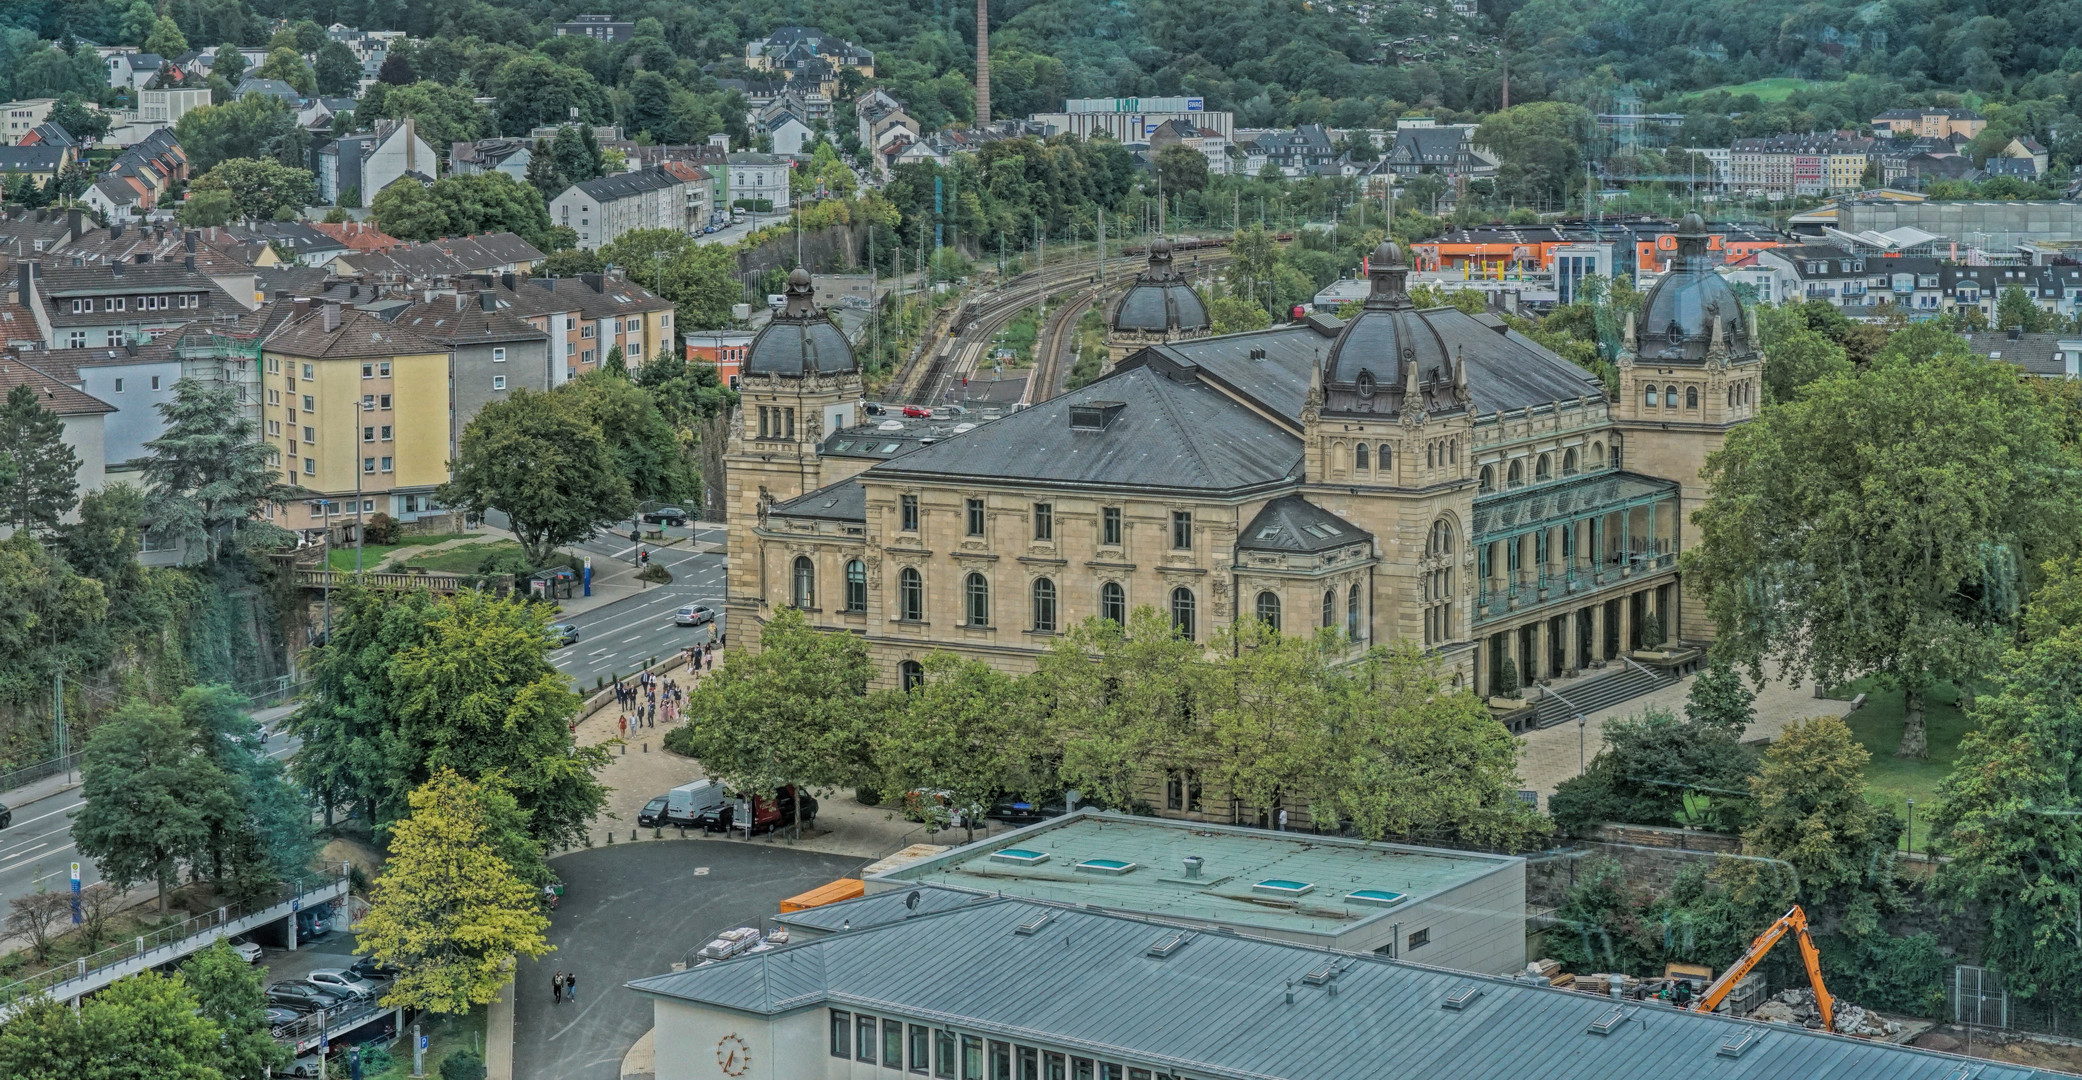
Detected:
left=1355, top=370, right=1375, bottom=399
left=1666, top=321, right=1682, bottom=343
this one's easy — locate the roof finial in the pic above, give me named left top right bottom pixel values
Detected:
left=1623, top=310, right=1637, bottom=351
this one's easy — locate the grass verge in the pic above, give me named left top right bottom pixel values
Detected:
left=1828, top=677, right=1974, bottom=854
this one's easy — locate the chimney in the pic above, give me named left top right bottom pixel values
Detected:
left=110, top=259, right=122, bottom=277
left=65, top=207, right=83, bottom=236
left=405, top=116, right=418, bottom=175
left=479, top=290, right=496, bottom=312
left=975, top=0, right=991, bottom=124
left=500, top=272, right=516, bottom=291
left=184, top=254, right=194, bottom=271
left=16, top=260, right=35, bottom=306
left=185, top=230, right=197, bottom=253
left=322, top=300, right=341, bottom=332
left=135, top=252, right=150, bottom=264
left=111, top=222, right=125, bottom=240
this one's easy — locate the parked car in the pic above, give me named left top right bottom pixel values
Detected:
left=266, top=981, right=352, bottom=1013
left=264, top=1005, right=303, bottom=1035
left=306, top=968, right=381, bottom=1002
left=696, top=786, right=818, bottom=834
left=901, top=405, right=932, bottom=418
left=986, top=794, right=1070, bottom=827
left=229, top=938, right=263, bottom=963
left=643, top=506, right=689, bottom=526
left=637, top=795, right=670, bottom=828
left=674, top=603, right=717, bottom=627
left=548, top=623, right=581, bottom=647
left=666, top=779, right=730, bottom=828
left=284, top=1055, right=327, bottom=1078
left=347, top=956, right=401, bottom=982
left=0, top=802, right=11, bottom=829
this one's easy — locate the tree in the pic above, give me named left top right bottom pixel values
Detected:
left=371, top=81, right=492, bottom=153
left=314, top=41, right=360, bottom=97
left=0, top=532, right=108, bottom=708
left=48, top=93, right=110, bottom=141
left=1755, top=305, right=1852, bottom=404
left=1548, top=707, right=1757, bottom=833
left=172, top=96, right=302, bottom=174
left=1736, top=716, right=1900, bottom=930
left=74, top=881, right=121, bottom=950
left=1684, top=661, right=1756, bottom=732
left=1207, top=294, right=1271, bottom=335
left=1476, top=102, right=1591, bottom=209
left=671, top=607, right=872, bottom=801
left=550, top=124, right=603, bottom=185
left=374, top=172, right=553, bottom=248
left=553, top=374, right=690, bottom=504
left=871, top=651, right=1042, bottom=837
left=440, top=388, right=634, bottom=567
left=209, top=42, right=247, bottom=85
left=1996, top=284, right=2050, bottom=333
left=377, top=52, right=416, bottom=85
left=357, top=770, right=552, bottom=1014
left=1930, top=555, right=2082, bottom=1009
left=1685, top=350, right=2080, bottom=757
left=523, top=140, right=564, bottom=198
left=1154, top=144, right=1210, bottom=193
left=1029, top=608, right=1208, bottom=811
left=370, top=182, right=451, bottom=241
left=178, top=188, right=235, bottom=227
left=181, top=685, right=317, bottom=894
left=0, top=970, right=227, bottom=1080
left=190, top=158, right=315, bottom=222
left=290, top=588, right=441, bottom=827
left=0, top=382, right=81, bottom=533
left=252, top=47, right=314, bottom=96
left=143, top=16, right=188, bottom=58
left=490, top=58, right=610, bottom=137
left=5, top=889, right=71, bottom=962
left=74, top=701, right=231, bottom=912
left=179, top=940, right=290, bottom=1080
left=142, top=378, right=292, bottom=564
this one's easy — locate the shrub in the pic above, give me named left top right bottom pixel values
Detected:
left=362, top=512, right=398, bottom=546
left=441, top=1049, right=486, bottom=1080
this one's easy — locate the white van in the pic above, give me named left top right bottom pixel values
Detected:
left=665, top=779, right=727, bottom=827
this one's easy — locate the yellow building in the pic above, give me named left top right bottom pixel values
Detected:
left=261, top=302, right=450, bottom=540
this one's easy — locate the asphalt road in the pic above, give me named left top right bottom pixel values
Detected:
left=0, top=724, right=298, bottom=913
left=517, top=840, right=865, bottom=1080
left=548, top=525, right=728, bottom=689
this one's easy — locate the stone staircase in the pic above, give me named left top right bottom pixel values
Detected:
left=1529, top=659, right=1683, bottom=729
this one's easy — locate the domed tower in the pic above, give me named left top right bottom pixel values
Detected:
left=724, top=268, right=863, bottom=528
left=1105, top=239, right=1211, bottom=369
left=1614, top=212, right=1762, bottom=640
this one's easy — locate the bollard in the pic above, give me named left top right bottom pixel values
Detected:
left=643, top=742, right=648, bottom=753
left=584, top=834, right=593, bottom=847
left=679, top=827, right=687, bottom=838
left=606, top=830, right=615, bottom=844
left=654, top=827, right=662, bottom=838
left=621, top=743, right=627, bottom=755
left=631, top=829, right=638, bottom=842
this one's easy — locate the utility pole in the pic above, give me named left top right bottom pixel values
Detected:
left=353, top=397, right=365, bottom=578
left=52, top=671, right=63, bottom=767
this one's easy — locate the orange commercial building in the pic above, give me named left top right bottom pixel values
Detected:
left=685, top=329, right=754, bottom=389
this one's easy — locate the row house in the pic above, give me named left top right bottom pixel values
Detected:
left=1728, top=134, right=1872, bottom=196
left=465, top=271, right=675, bottom=379
left=551, top=167, right=707, bottom=249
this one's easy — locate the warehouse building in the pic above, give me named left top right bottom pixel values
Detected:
left=859, top=810, right=1526, bottom=974
left=630, top=896, right=2032, bottom=1080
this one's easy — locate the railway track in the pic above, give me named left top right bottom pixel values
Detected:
left=1024, top=249, right=1237, bottom=406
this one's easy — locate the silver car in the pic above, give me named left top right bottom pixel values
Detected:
left=306, top=968, right=381, bottom=1002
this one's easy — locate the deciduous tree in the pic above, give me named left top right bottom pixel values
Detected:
left=1735, top=716, right=1901, bottom=930
left=178, top=940, right=289, bottom=1080
left=0, top=970, right=227, bottom=1080
left=671, top=607, right=872, bottom=802
left=74, top=701, right=231, bottom=912
left=870, top=651, right=1043, bottom=837
left=190, top=158, right=315, bottom=222
left=314, top=41, right=359, bottom=97
left=5, top=889, right=70, bottom=962
left=440, top=389, right=633, bottom=567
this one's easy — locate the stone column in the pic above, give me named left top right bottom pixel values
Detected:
left=1590, top=602, right=1606, bottom=662
left=1532, top=618, right=1549, bottom=681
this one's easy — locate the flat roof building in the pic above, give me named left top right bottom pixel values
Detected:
left=863, top=810, right=1526, bottom=974
left=632, top=895, right=2033, bottom=1080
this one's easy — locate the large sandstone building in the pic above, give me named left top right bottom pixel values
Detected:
left=726, top=215, right=1758, bottom=716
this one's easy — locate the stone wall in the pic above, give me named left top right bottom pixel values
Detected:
left=1528, top=824, right=1741, bottom=909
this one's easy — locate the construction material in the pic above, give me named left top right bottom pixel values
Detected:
left=1753, top=988, right=1901, bottom=1036
left=1692, top=905, right=1835, bottom=1032
left=779, top=878, right=865, bottom=913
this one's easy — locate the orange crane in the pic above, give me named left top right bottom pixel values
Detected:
left=1690, top=905, right=1835, bottom=1031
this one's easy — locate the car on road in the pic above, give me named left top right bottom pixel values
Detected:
left=548, top=623, right=581, bottom=647
left=901, top=405, right=932, bottom=418
left=674, top=603, right=717, bottom=627
left=306, top=968, right=382, bottom=1002
left=985, top=794, right=1070, bottom=827
left=643, top=506, right=690, bottom=526
left=347, top=956, right=401, bottom=983
left=229, top=938, right=263, bottom=963
left=0, top=801, right=12, bottom=829
left=637, top=795, right=670, bottom=827
left=266, top=981, right=353, bottom=1013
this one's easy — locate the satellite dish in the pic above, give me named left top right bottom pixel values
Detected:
left=905, top=890, right=921, bottom=912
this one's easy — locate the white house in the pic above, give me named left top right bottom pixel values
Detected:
left=550, top=167, right=698, bottom=250
left=315, top=118, right=435, bottom=205
left=726, top=152, right=791, bottom=210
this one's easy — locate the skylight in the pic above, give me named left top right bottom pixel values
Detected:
left=990, top=849, right=1049, bottom=866
left=1346, top=889, right=1406, bottom=908
left=1074, top=858, right=1136, bottom=876
left=1252, top=879, right=1315, bottom=897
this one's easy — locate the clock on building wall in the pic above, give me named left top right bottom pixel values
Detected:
left=716, top=1033, right=751, bottom=1077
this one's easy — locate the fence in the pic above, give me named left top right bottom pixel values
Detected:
left=1946, top=964, right=2082, bottom=1040
left=0, top=751, right=83, bottom=795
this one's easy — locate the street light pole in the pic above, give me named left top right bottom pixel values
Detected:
left=1578, top=713, right=1588, bottom=775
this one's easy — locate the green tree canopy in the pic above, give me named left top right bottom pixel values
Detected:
left=0, top=382, right=80, bottom=533
left=439, top=388, right=634, bottom=567
left=142, top=377, right=295, bottom=565
left=74, top=699, right=233, bottom=912
left=190, top=158, right=316, bottom=222
left=178, top=941, right=290, bottom=1080
left=671, top=607, right=873, bottom=798
left=552, top=374, right=692, bottom=505
left=0, top=970, right=228, bottom=1080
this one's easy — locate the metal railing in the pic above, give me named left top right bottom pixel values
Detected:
left=0, top=752, right=83, bottom=795
left=0, top=871, right=348, bottom=1009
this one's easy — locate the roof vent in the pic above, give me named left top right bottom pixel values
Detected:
left=1586, top=1007, right=1627, bottom=1036
left=1068, top=401, right=1126, bottom=431
left=1345, top=889, right=1406, bottom=908
left=877, top=419, right=904, bottom=431
left=1248, top=347, right=1266, bottom=360
left=1301, top=962, right=1337, bottom=986
left=1252, top=879, right=1315, bottom=898
left=1182, top=856, right=1203, bottom=879
left=1716, top=1029, right=1763, bottom=1059
left=1146, top=930, right=1192, bottom=958
left=1013, top=911, right=1055, bottom=936
left=1073, top=858, right=1135, bottom=876
left=990, top=848, right=1049, bottom=866
left=1443, top=986, right=1484, bottom=1011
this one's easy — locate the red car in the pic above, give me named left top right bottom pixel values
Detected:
left=901, top=405, right=932, bottom=418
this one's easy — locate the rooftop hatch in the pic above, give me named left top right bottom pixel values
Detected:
left=990, top=849, right=1049, bottom=866
left=1346, top=889, right=1407, bottom=908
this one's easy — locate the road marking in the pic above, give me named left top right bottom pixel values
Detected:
left=620, top=635, right=644, bottom=643
left=0, top=843, right=51, bottom=873
left=587, top=648, right=610, bottom=657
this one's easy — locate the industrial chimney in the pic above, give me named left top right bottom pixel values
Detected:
left=975, top=0, right=990, bottom=124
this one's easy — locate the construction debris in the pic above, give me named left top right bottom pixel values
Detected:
left=1751, top=988, right=1901, bottom=1036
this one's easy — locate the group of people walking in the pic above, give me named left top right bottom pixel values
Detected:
left=550, top=970, right=578, bottom=1005
left=615, top=669, right=687, bottom=736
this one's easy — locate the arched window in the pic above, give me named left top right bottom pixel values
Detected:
left=1591, top=441, right=1606, bottom=468
left=1255, top=590, right=1281, bottom=632
left=1355, top=443, right=1370, bottom=470
left=1664, top=384, right=1679, bottom=408
left=1535, top=454, right=1551, bottom=482
left=964, top=572, right=990, bottom=627
left=844, top=559, right=867, bottom=612
left=1506, top=459, right=1523, bottom=487
left=1100, top=581, right=1125, bottom=625
left=1426, top=443, right=1435, bottom=468
left=1346, top=584, right=1363, bottom=641
left=791, top=556, right=815, bottom=609
left=1448, top=438, right=1457, bottom=464
left=1686, top=385, right=1699, bottom=409
left=1727, top=386, right=1734, bottom=408
left=1478, top=464, right=1494, bottom=492
left=1170, top=587, right=1196, bottom=641
left=1562, top=448, right=1578, bottom=475
left=1323, top=589, right=1336, bottom=628
left=899, top=660, right=924, bottom=691
left=1378, top=444, right=1393, bottom=472
left=899, top=567, right=923, bottom=621
left=1429, top=518, right=1453, bottom=557
left=1031, top=577, right=1057, bottom=633
left=1644, top=384, right=1658, bottom=408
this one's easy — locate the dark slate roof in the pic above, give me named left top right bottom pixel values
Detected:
left=746, top=269, right=855, bottom=376
left=1636, top=213, right=1753, bottom=363
left=571, top=167, right=685, bottom=203
left=1136, top=323, right=1330, bottom=425
left=769, top=478, right=867, bottom=522
left=871, top=363, right=1302, bottom=495
left=392, top=297, right=551, bottom=346
left=0, top=359, right=115, bottom=415
left=264, top=305, right=438, bottom=359
left=1112, top=239, right=1209, bottom=333
left=0, top=146, right=67, bottom=173
left=771, top=884, right=991, bottom=933
left=1964, top=330, right=2074, bottom=377
left=629, top=897, right=2039, bottom=1080
left=1237, top=495, right=1370, bottom=554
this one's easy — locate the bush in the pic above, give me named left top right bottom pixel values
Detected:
left=1495, top=657, right=1519, bottom=699
left=362, top=512, right=398, bottom=546
left=476, top=548, right=535, bottom=576
left=731, top=198, right=773, bottom=212
left=636, top=563, right=673, bottom=585
left=661, top=723, right=698, bottom=757
left=1547, top=708, right=1758, bottom=834
left=441, top=1049, right=486, bottom=1080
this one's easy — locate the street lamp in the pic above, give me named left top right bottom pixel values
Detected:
left=1905, top=797, right=1915, bottom=861
left=1577, top=713, right=1588, bottom=775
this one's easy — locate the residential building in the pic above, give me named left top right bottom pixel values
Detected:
left=18, top=123, right=77, bottom=162
left=1751, top=244, right=1951, bottom=316
left=659, top=161, right=714, bottom=228
left=0, top=360, right=110, bottom=517
left=745, top=26, right=875, bottom=81
left=105, top=52, right=164, bottom=92
left=760, top=111, right=815, bottom=156
left=51, top=224, right=267, bottom=307
left=234, top=78, right=303, bottom=108
left=551, top=167, right=702, bottom=249
left=1871, top=106, right=1986, bottom=140
left=0, top=207, right=89, bottom=257
left=137, top=87, right=211, bottom=125
left=554, top=15, right=636, bottom=43
left=330, top=232, right=545, bottom=281
left=448, top=138, right=533, bottom=182
left=27, top=255, right=241, bottom=349
left=1963, top=329, right=2082, bottom=378
left=1254, top=125, right=1338, bottom=176
left=102, top=128, right=187, bottom=210
left=261, top=302, right=450, bottom=537
left=855, top=811, right=1525, bottom=970
left=84, top=176, right=150, bottom=219
left=0, top=145, right=66, bottom=186
left=227, top=221, right=351, bottom=267
left=2002, top=136, right=2050, bottom=176
left=1147, top=118, right=1233, bottom=176
left=727, top=220, right=1755, bottom=724
left=629, top=893, right=2041, bottom=1080
left=0, top=99, right=56, bottom=140
left=1944, top=263, right=2082, bottom=323
left=726, top=153, right=791, bottom=211
left=467, top=270, right=674, bottom=379
left=1032, top=96, right=1233, bottom=142
left=1728, top=134, right=1873, bottom=196
left=309, top=220, right=404, bottom=254
left=684, top=329, right=754, bottom=389
left=296, top=96, right=358, bottom=134
left=855, top=89, right=917, bottom=154
left=390, top=292, right=556, bottom=457
left=1383, top=121, right=1489, bottom=179
left=1679, top=146, right=1732, bottom=185
left=315, top=118, right=435, bottom=205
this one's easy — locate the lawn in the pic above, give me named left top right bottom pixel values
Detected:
left=395, top=540, right=527, bottom=575
left=990, top=305, right=1042, bottom=370
left=362, top=1003, right=486, bottom=1080
left=1828, top=678, right=1975, bottom=855
left=322, top=532, right=474, bottom=572
left=1679, top=77, right=1833, bottom=104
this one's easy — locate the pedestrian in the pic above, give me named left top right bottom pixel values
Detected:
left=552, top=971, right=564, bottom=1005
left=1276, top=808, right=1288, bottom=832
left=618, top=714, right=627, bottom=737
left=565, top=971, right=577, bottom=1004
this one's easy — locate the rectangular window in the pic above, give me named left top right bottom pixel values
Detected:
left=1408, top=927, right=1430, bottom=950
left=883, top=1020, right=903, bottom=1069
left=267, top=358, right=280, bottom=373
left=380, top=456, right=393, bottom=472
left=900, top=494, right=919, bottom=531
left=378, top=362, right=390, bottom=377
left=831, top=1010, right=851, bottom=1057
left=1100, top=1067, right=1122, bottom=1080
left=1044, top=1054, right=1065, bottom=1080
left=361, top=363, right=373, bottom=378
left=1128, top=1071, right=1151, bottom=1080
left=68, top=331, right=85, bottom=348
left=363, top=426, right=375, bottom=443
left=303, top=458, right=315, bottom=475
left=493, top=375, right=507, bottom=390
left=268, top=420, right=280, bottom=436
left=302, top=395, right=314, bottom=411
left=363, top=457, right=376, bottom=474
left=303, top=364, right=314, bottom=379
left=1071, top=1060, right=1093, bottom=1080
left=302, top=427, right=314, bottom=443
left=858, top=1015, right=876, bottom=1063
left=966, top=498, right=985, bottom=536
left=363, top=394, right=375, bottom=409
left=493, top=347, right=506, bottom=362
left=1171, top=510, right=1193, bottom=550
left=909, top=1024, right=930, bottom=1074
left=962, top=1038, right=984, bottom=1080
left=380, top=395, right=392, bottom=409
left=936, top=1030, right=957, bottom=1079
left=149, top=375, right=160, bottom=390
left=990, top=1042, right=1012, bottom=1080
left=113, top=378, right=124, bottom=392
left=380, top=426, right=393, bottom=441
left=1105, top=506, right=1127, bottom=545
left=1018, top=1047, right=1038, bottom=1080
left=1033, top=503, right=1052, bottom=541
